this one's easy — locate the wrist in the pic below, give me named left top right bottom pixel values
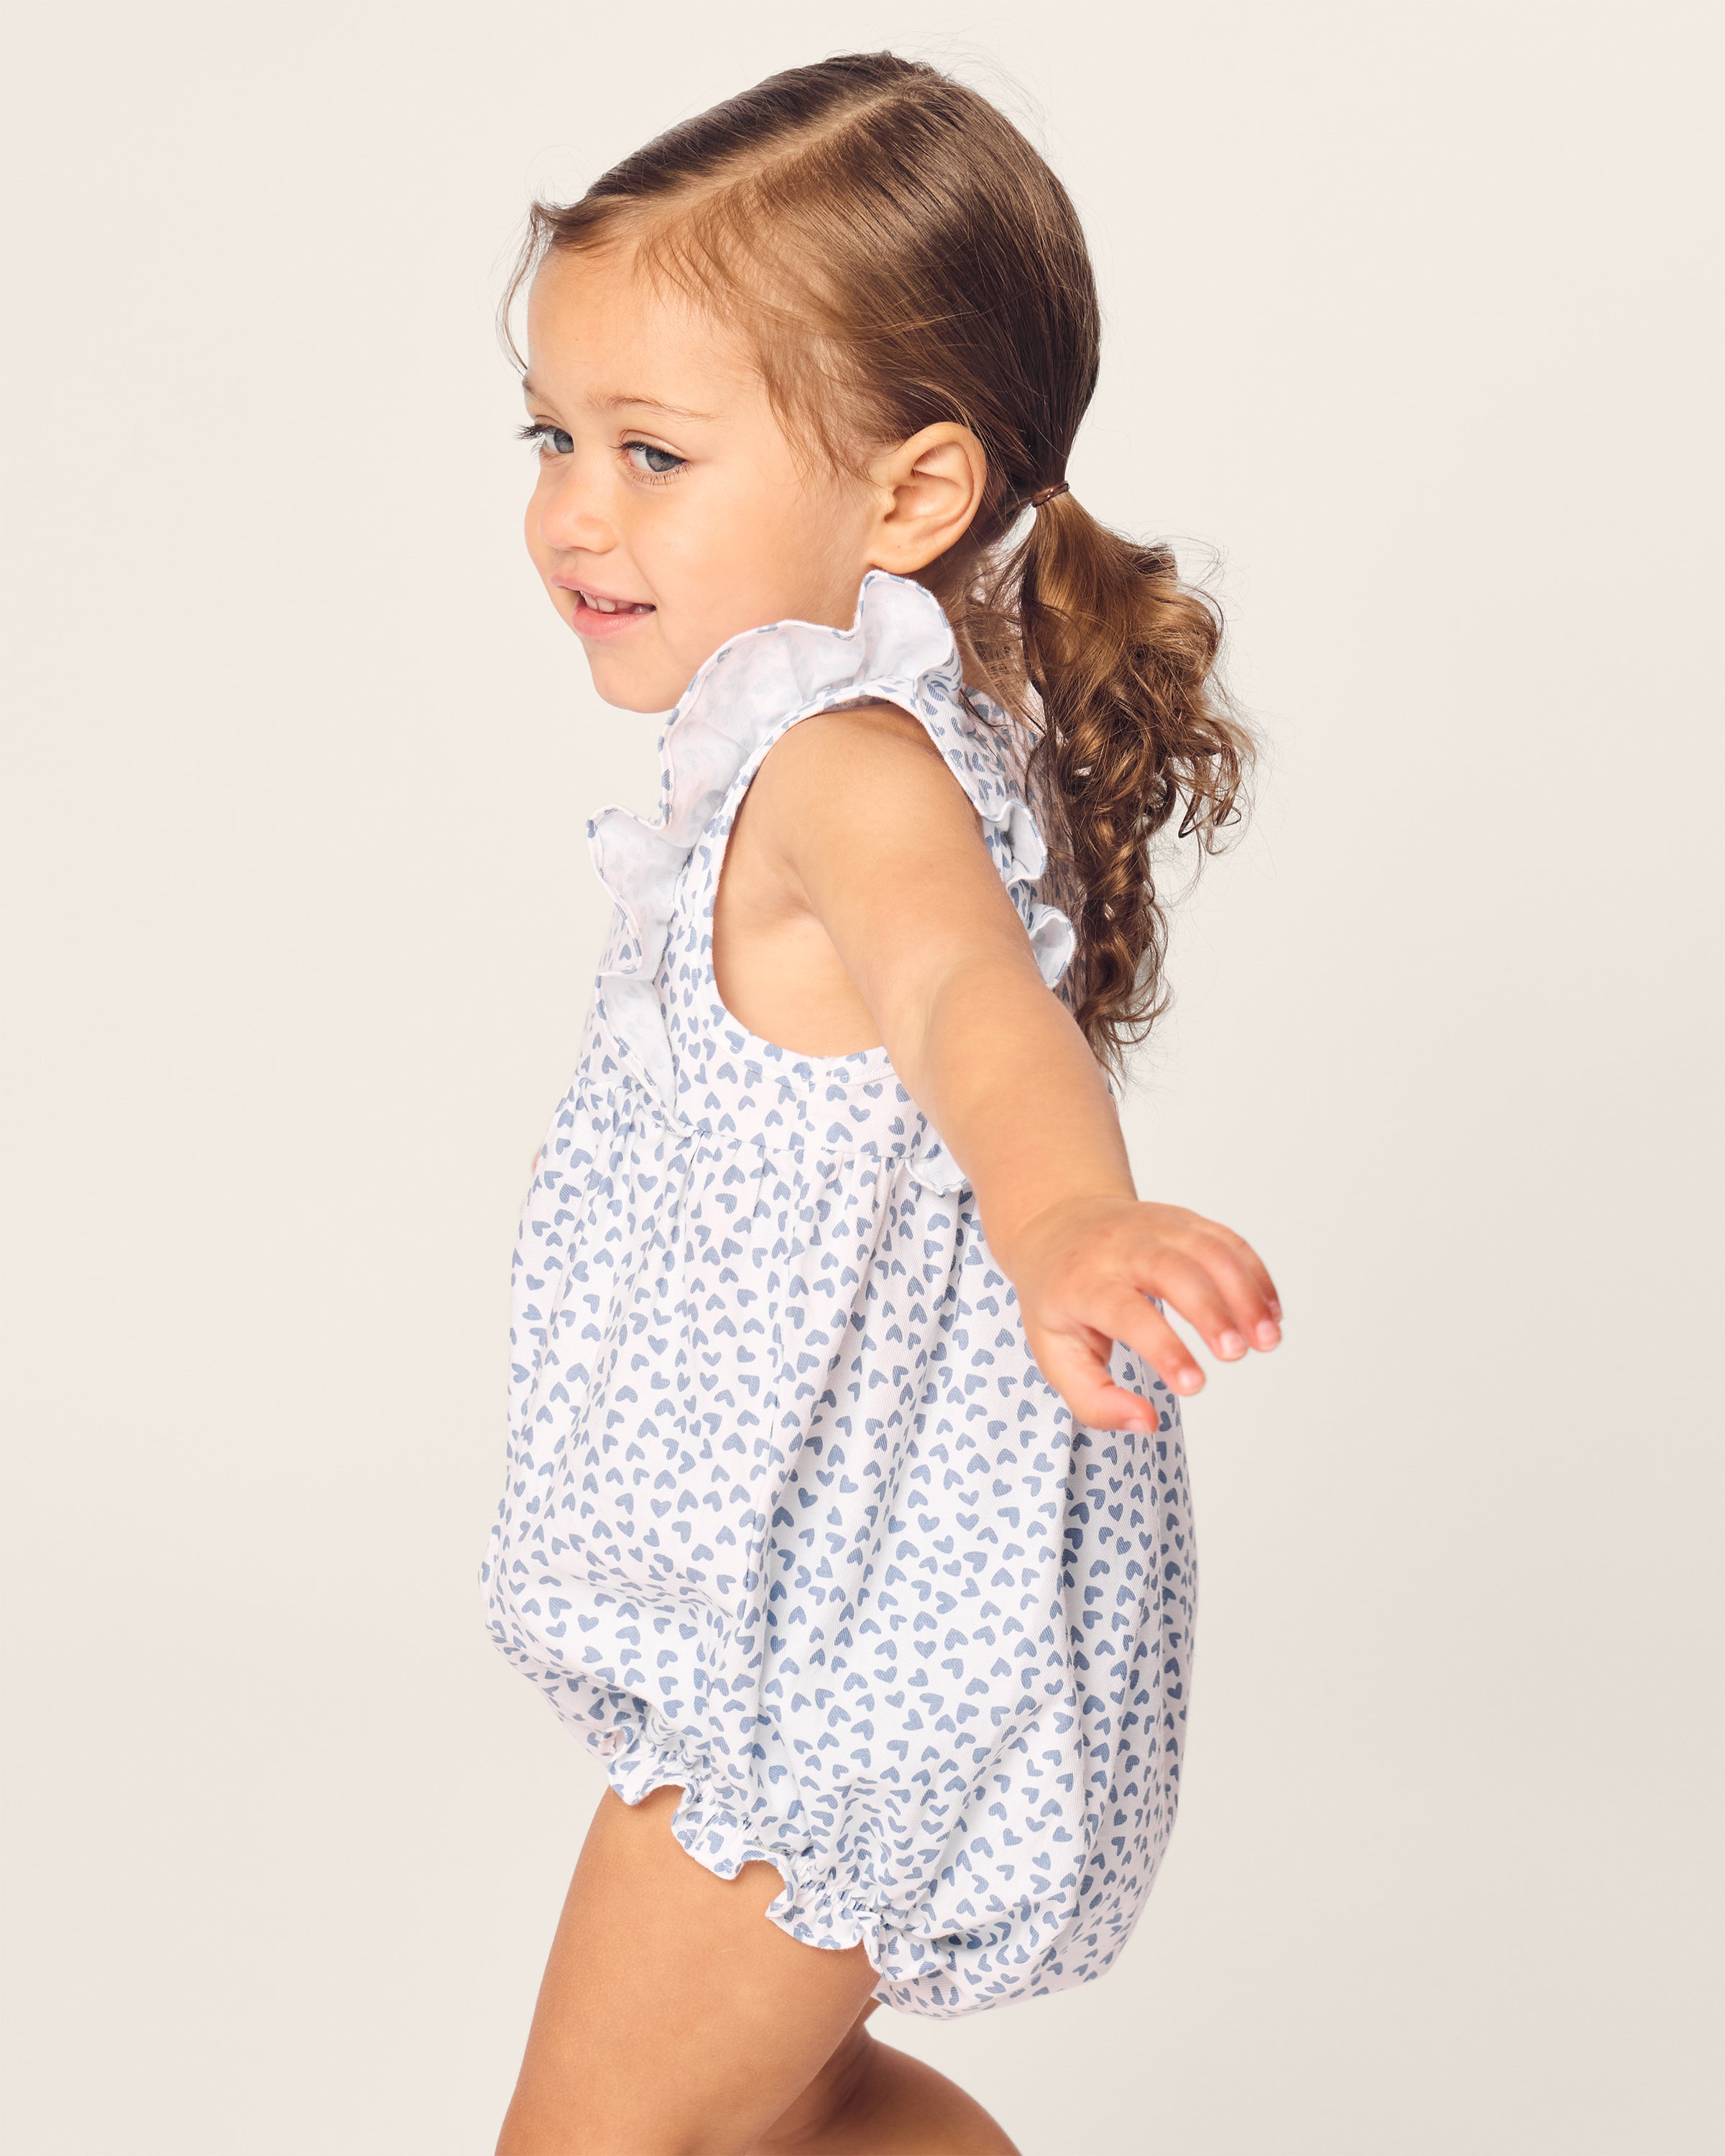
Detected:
left=983, top=1184, right=1137, bottom=1281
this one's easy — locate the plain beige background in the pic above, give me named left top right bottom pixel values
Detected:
left=3, top=2, right=1719, bottom=2152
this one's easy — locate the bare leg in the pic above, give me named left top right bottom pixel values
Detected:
left=495, top=1782, right=1013, bottom=2156
left=746, top=2004, right=1020, bottom=2155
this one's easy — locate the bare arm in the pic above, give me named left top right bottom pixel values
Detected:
left=743, top=704, right=1281, bottom=1428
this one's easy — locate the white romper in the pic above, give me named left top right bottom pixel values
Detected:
left=482, top=571, right=1197, bottom=2019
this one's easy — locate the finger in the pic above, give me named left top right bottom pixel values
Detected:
left=1092, top=1294, right=1208, bottom=1401
left=1116, top=1248, right=1248, bottom=1363
left=1182, top=1230, right=1282, bottom=1353
left=1204, top=1221, right=1282, bottom=1322
left=1029, top=1324, right=1166, bottom=1432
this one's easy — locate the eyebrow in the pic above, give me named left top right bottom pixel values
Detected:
left=520, top=377, right=717, bottom=421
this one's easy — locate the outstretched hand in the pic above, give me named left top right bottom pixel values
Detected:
left=1001, top=1196, right=1282, bottom=1431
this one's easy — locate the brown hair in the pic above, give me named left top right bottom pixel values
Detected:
left=505, top=52, right=1252, bottom=1071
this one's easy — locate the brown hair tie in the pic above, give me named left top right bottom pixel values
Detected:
left=1030, top=480, right=1070, bottom=507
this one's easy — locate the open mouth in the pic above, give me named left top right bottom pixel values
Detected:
left=569, top=586, right=656, bottom=634
left=575, top=588, right=653, bottom=615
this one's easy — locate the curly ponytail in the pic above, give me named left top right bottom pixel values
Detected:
left=1003, top=494, right=1250, bottom=1066
left=508, top=50, right=1254, bottom=1069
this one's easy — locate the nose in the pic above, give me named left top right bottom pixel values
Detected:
left=532, top=454, right=614, bottom=557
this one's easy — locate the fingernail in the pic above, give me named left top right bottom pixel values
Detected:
left=1255, top=1319, right=1280, bottom=1348
left=1220, top=1330, right=1245, bottom=1358
left=1268, top=1299, right=1282, bottom=1321
left=1179, top=1368, right=1203, bottom=1392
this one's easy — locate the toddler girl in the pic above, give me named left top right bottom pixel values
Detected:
left=482, top=52, right=1279, bottom=2156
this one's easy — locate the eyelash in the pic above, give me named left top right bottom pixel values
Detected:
left=515, top=423, right=686, bottom=484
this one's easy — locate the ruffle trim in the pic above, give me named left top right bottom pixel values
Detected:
left=593, top=1701, right=1072, bottom=2017
left=600, top=1705, right=900, bottom=1986
left=585, top=571, right=1075, bottom=1138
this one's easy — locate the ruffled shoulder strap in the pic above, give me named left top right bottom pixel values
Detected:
left=587, top=570, right=1073, bottom=1110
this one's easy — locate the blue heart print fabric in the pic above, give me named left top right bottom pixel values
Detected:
left=481, top=571, right=1197, bottom=2017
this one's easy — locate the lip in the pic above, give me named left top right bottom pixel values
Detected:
left=553, top=578, right=657, bottom=640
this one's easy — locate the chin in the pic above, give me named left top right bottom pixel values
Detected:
left=582, top=653, right=684, bottom=715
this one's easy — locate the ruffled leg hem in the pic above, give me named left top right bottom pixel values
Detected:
left=594, top=1708, right=893, bottom=1984
left=579, top=1703, right=1154, bottom=2022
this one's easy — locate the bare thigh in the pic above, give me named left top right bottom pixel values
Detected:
left=495, top=1782, right=883, bottom=2156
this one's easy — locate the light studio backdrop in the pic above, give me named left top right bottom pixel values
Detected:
left=2, top=4, right=1719, bottom=2152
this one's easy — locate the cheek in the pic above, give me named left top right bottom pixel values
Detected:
left=630, top=516, right=735, bottom=628
left=523, top=479, right=552, bottom=569
left=665, top=482, right=818, bottom=604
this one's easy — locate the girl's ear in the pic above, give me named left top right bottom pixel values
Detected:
left=865, top=424, right=988, bottom=573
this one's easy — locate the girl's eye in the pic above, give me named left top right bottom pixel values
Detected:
left=623, top=440, right=686, bottom=480
left=518, top=421, right=573, bottom=456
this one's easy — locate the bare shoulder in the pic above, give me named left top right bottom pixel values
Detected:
left=737, top=699, right=1025, bottom=949
left=748, top=701, right=969, bottom=821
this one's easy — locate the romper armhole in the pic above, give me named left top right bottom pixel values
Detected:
left=693, top=699, right=929, bottom=1064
